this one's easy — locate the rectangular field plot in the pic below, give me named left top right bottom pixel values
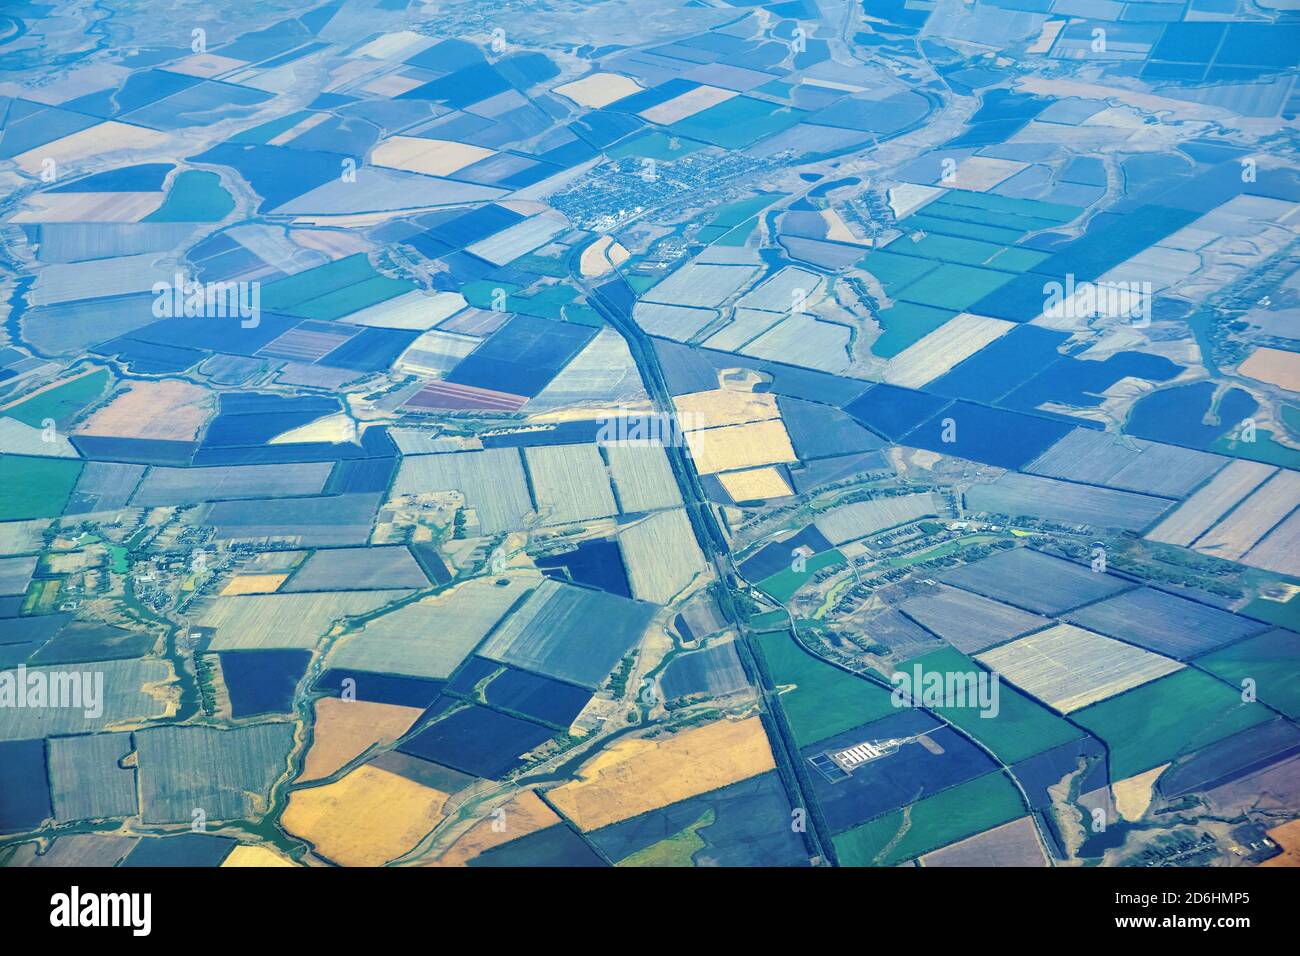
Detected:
left=803, top=709, right=998, bottom=833
left=896, top=584, right=1049, bottom=653
left=524, top=444, right=617, bottom=525
left=965, top=472, right=1173, bottom=531
left=659, top=640, right=750, bottom=701
left=398, top=702, right=556, bottom=779
left=282, top=546, right=430, bottom=591
left=938, top=547, right=1130, bottom=615
left=1071, top=668, right=1274, bottom=780
left=919, top=815, right=1048, bottom=867
left=813, top=493, right=938, bottom=546
left=327, top=576, right=533, bottom=680
left=200, top=590, right=412, bottom=651
left=1027, top=428, right=1227, bottom=499
left=135, top=723, right=295, bottom=824
left=619, top=509, right=707, bottom=605
left=48, top=733, right=138, bottom=822
left=1145, top=459, right=1276, bottom=547
left=1193, top=469, right=1300, bottom=562
left=1197, top=629, right=1300, bottom=721
left=753, top=630, right=896, bottom=747
left=130, top=461, right=332, bottom=506
left=473, top=664, right=593, bottom=728
left=479, top=578, right=657, bottom=688
left=0, top=658, right=174, bottom=740
left=976, top=624, right=1184, bottom=713
left=548, top=716, right=776, bottom=831
left=832, top=771, right=1024, bottom=866
left=588, top=770, right=809, bottom=867
left=604, top=444, right=681, bottom=513
left=390, top=448, right=534, bottom=534
left=1063, top=587, right=1267, bottom=659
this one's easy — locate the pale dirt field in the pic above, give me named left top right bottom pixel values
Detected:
left=673, top=387, right=781, bottom=430
left=14, top=121, right=168, bottom=174
left=640, top=85, right=737, bottom=125
left=579, top=235, right=630, bottom=277
left=269, top=413, right=357, bottom=445
left=718, top=466, right=793, bottom=501
left=547, top=716, right=776, bottom=831
left=11, top=192, right=164, bottom=223
left=1238, top=347, right=1300, bottom=392
left=298, top=697, right=424, bottom=783
left=884, top=313, right=1015, bottom=389
left=1113, top=763, right=1170, bottom=822
left=282, top=764, right=451, bottom=867
left=75, top=379, right=214, bottom=440
left=371, top=136, right=495, bottom=176
left=685, top=418, right=798, bottom=474
left=553, top=72, right=644, bottom=108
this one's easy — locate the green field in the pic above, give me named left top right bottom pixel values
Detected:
left=858, top=249, right=938, bottom=294
left=833, top=771, right=1024, bottom=866
left=753, top=630, right=895, bottom=747
left=144, top=170, right=234, bottom=223
left=891, top=262, right=1017, bottom=312
left=668, top=98, right=807, bottom=149
left=756, top=549, right=845, bottom=602
left=0, top=454, right=83, bottom=520
left=1071, top=667, right=1273, bottom=780
left=3, top=369, right=110, bottom=427
left=607, top=130, right=705, bottom=162
left=902, top=647, right=1084, bottom=764
left=871, top=302, right=954, bottom=358
left=1197, top=630, right=1300, bottom=720
left=616, top=808, right=714, bottom=867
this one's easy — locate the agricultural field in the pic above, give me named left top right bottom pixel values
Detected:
left=2, top=0, right=1298, bottom=875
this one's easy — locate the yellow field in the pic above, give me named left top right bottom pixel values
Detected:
left=362, top=74, right=427, bottom=96
left=76, top=379, right=213, bottom=441
left=424, top=791, right=560, bottom=866
left=298, top=698, right=424, bottom=782
left=553, top=72, right=643, bottom=108
left=220, top=845, right=298, bottom=867
left=547, top=716, right=775, bottom=831
left=641, top=85, right=737, bottom=124
left=1113, top=763, right=1169, bottom=822
left=282, top=764, right=451, bottom=866
left=950, top=156, right=1027, bottom=192
left=673, top=387, right=780, bottom=430
left=219, top=573, right=288, bottom=596
left=13, top=121, right=168, bottom=174
left=371, top=136, right=494, bottom=176
left=685, top=419, right=797, bottom=475
left=718, top=466, right=793, bottom=501
left=1239, top=347, right=1300, bottom=391
left=579, top=235, right=630, bottom=277
left=1260, top=819, right=1300, bottom=867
